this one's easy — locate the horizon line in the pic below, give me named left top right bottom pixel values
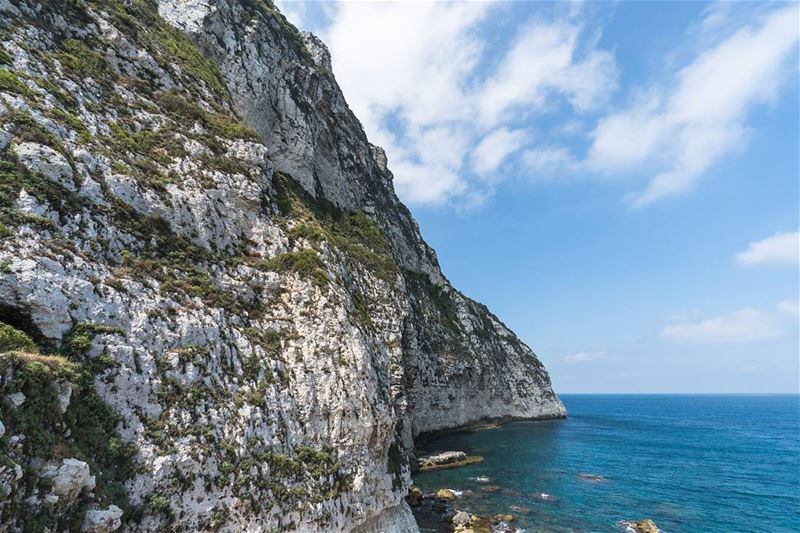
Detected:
left=557, top=392, right=800, bottom=395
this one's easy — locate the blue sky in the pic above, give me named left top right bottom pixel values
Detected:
left=278, top=1, right=799, bottom=393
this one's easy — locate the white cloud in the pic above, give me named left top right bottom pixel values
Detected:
left=470, top=128, right=528, bottom=178
left=478, top=20, right=617, bottom=125
left=587, top=4, right=799, bottom=207
left=523, top=146, right=581, bottom=177
left=776, top=299, right=799, bottom=316
left=564, top=351, right=607, bottom=364
left=660, top=300, right=797, bottom=343
left=322, top=3, right=615, bottom=206
left=736, top=231, right=799, bottom=266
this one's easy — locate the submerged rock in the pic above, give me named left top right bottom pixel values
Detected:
left=620, top=518, right=662, bottom=533
left=578, top=472, right=607, bottom=482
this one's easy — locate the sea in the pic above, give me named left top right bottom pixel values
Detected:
left=411, top=394, right=800, bottom=533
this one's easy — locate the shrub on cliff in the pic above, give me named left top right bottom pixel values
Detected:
left=0, top=321, right=38, bottom=353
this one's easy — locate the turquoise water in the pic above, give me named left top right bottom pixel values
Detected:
left=412, top=394, right=800, bottom=532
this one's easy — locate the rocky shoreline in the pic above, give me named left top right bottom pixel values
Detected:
left=408, top=481, right=664, bottom=533
left=408, top=425, right=663, bottom=533
left=416, top=451, right=485, bottom=472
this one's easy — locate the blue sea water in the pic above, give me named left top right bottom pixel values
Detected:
left=412, top=394, right=800, bottom=533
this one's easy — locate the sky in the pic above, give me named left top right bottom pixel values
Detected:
left=276, top=1, right=800, bottom=394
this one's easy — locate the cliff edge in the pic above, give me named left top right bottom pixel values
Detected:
left=0, top=0, right=564, bottom=531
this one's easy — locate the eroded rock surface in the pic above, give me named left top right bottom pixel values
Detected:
left=0, top=0, right=564, bottom=530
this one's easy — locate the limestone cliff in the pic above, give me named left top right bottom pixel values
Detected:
left=0, top=1, right=565, bottom=531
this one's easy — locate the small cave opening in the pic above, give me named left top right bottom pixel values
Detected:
left=0, top=304, right=53, bottom=353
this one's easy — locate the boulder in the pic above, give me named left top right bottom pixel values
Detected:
left=82, top=505, right=123, bottom=532
left=436, top=488, right=456, bottom=500
left=452, top=510, right=471, bottom=527
left=0, top=458, right=22, bottom=499
left=50, top=458, right=95, bottom=505
left=56, top=381, right=72, bottom=414
left=8, top=392, right=25, bottom=408
left=406, top=485, right=422, bottom=507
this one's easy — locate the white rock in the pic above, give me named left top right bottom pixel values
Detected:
left=82, top=505, right=124, bottom=533
left=56, top=381, right=72, bottom=414
left=0, top=129, right=11, bottom=150
left=50, top=458, right=96, bottom=505
left=8, top=392, right=25, bottom=407
left=452, top=511, right=471, bottom=527
left=11, top=142, right=75, bottom=190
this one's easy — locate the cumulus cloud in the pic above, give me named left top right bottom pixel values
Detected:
left=470, top=128, right=528, bottom=178
left=736, top=231, right=799, bottom=266
left=478, top=19, right=617, bottom=125
left=587, top=4, right=799, bottom=206
left=284, top=2, right=796, bottom=208
left=321, top=2, right=615, bottom=205
left=564, top=351, right=607, bottom=364
left=776, top=299, right=799, bottom=316
left=660, top=300, right=797, bottom=343
left=522, top=146, right=581, bottom=177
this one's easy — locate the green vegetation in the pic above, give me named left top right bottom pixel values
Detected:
left=41, top=0, right=227, bottom=99
left=34, top=77, right=77, bottom=108
left=234, top=381, right=269, bottom=409
left=274, top=173, right=399, bottom=283
left=253, top=248, right=328, bottom=288
left=404, top=269, right=461, bottom=335
left=0, top=69, right=32, bottom=96
left=3, top=110, right=67, bottom=151
left=0, top=114, right=80, bottom=235
left=62, top=321, right=124, bottom=360
left=0, top=47, right=12, bottom=66
left=53, top=38, right=112, bottom=81
left=0, top=322, right=38, bottom=353
left=0, top=347, right=137, bottom=528
left=140, top=14, right=229, bottom=98
left=147, top=493, right=173, bottom=519
left=238, top=0, right=312, bottom=63
left=221, top=442, right=352, bottom=509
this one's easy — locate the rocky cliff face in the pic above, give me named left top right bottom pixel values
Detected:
left=0, top=1, right=564, bottom=531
